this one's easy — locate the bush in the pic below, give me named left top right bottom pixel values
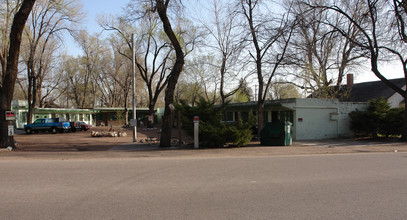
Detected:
left=176, top=97, right=255, bottom=147
left=349, top=98, right=404, bottom=138
left=383, top=108, right=404, bottom=136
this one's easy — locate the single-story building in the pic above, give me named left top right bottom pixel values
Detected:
left=222, top=98, right=369, bottom=141
left=94, top=107, right=152, bottom=126
left=11, top=100, right=153, bottom=129
left=11, top=100, right=97, bottom=129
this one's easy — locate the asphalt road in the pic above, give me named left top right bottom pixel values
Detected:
left=1, top=153, right=407, bottom=219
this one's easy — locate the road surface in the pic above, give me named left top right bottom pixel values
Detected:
left=1, top=152, right=407, bottom=219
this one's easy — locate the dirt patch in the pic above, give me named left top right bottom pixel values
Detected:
left=13, top=126, right=193, bottom=152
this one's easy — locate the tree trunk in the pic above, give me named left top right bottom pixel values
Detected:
left=0, top=0, right=36, bottom=148
left=27, top=72, right=37, bottom=124
left=156, top=0, right=185, bottom=148
left=148, top=101, right=156, bottom=127
left=220, top=54, right=227, bottom=104
left=257, top=100, right=264, bottom=135
left=401, top=93, right=407, bottom=141
left=256, top=59, right=264, bottom=135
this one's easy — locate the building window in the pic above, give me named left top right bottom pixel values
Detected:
left=226, top=112, right=234, bottom=121
left=280, top=111, right=294, bottom=124
left=21, top=112, right=27, bottom=123
left=271, top=111, right=279, bottom=122
left=241, top=111, right=249, bottom=122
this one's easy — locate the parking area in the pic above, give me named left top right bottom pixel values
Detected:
left=2, top=127, right=406, bottom=160
left=12, top=126, right=172, bottom=152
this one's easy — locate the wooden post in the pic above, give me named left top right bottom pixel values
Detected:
left=178, top=111, right=181, bottom=145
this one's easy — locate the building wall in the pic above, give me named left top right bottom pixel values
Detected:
left=388, top=85, right=406, bottom=108
left=289, top=99, right=368, bottom=140
left=12, top=109, right=94, bottom=129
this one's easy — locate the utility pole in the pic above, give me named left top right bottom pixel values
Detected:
left=132, top=34, right=137, bottom=142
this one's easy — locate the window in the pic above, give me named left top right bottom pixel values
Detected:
left=226, top=112, right=234, bottom=121
left=21, top=112, right=27, bottom=123
left=34, top=119, right=42, bottom=124
left=241, top=111, right=249, bottom=122
left=271, top=111, right=279, bottom=122
left=280, top=111, right=294, bottom=124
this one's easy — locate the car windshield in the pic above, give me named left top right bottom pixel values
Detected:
left=34, top=119, right=43, bottom=124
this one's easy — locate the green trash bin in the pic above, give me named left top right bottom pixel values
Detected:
left=260, top=121, right=292, bottom=146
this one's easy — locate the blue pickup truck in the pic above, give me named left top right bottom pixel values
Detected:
left=24, top=118, right=71, bottom=134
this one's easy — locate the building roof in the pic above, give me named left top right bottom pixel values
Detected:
left=309, top=78, right=405, bottom=102
left=343, top=78, right=405, bottom=102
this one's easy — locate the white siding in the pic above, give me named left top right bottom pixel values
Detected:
left=282, top=99, right=369, bottom=141
left=388, top=85, right=406, bottom=108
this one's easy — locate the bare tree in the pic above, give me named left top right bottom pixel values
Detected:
left=240, top=0, right=295, bottom=133
left=183, top=55, right=220, bottom=104
left=200, top=0, right=242, bottom=104
left=72, top=31, right=104, bottom=108
left=0, top=0, right=35, bottom=148
left=289, top=0, right=365, bottom=98
left=154, top=0, right=185, bottom=147
left=308, top=0, right=407, bottom=140
left=1, top=0, right=22, bottom=77
left=22, top=0, right=83, bottom=123
left=99, top=9, right=173, bottom=126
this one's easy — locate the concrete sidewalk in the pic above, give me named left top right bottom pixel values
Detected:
left=1, top=138, right=406, bottom=160
left=107, top=139, right=407, bottom=156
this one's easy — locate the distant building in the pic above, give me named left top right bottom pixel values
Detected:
left=11, top=100, right=153, bottom=129
left=11, top=100, right=97, bottom=129
left=341, top=76, right=405, bottom=108
left=309, top=74, right=406, bottom=108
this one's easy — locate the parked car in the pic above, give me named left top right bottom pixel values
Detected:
left=24, top=118, right=70, bottom=134
left=69, top=121, right=82, bottom=132
left=78, top=121, right=92, bottom=131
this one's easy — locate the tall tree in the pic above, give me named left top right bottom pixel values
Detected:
left=290, top=0, right=365, bottom=98
left=154, top=0, right=185, bottom=147
left=22, top=0, right=83, bottom=123
left=309, top=0, right=407, bottom=140
left=99, top=9, right=173, bottom=125
left=183, top=55, right=220, bottom=104
left=240, top=0, right=295, bottom=133
left=0, top=0, right=36, bottom=148
left=201, top=0, right=242, bottom=104
left=73, top=31, right=104, bottom=108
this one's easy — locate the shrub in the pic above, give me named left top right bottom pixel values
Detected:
left=383, top=108, right=404, bottom=136
left=349, top=98, right=404, bottom=138
left=176, top=97, right=255, bottom=147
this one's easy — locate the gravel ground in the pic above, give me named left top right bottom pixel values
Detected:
left=1, top=126, right=406, bottom=160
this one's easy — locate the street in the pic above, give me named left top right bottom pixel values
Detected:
left=1, top=153, right=407, bottom=219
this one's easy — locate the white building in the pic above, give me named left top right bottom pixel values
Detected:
left=223, top=98, right=369, bottom=141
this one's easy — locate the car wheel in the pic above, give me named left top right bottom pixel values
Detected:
left=25, top=127, right=32, bottom=134
left=50, top=127, right=58, bottom=134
